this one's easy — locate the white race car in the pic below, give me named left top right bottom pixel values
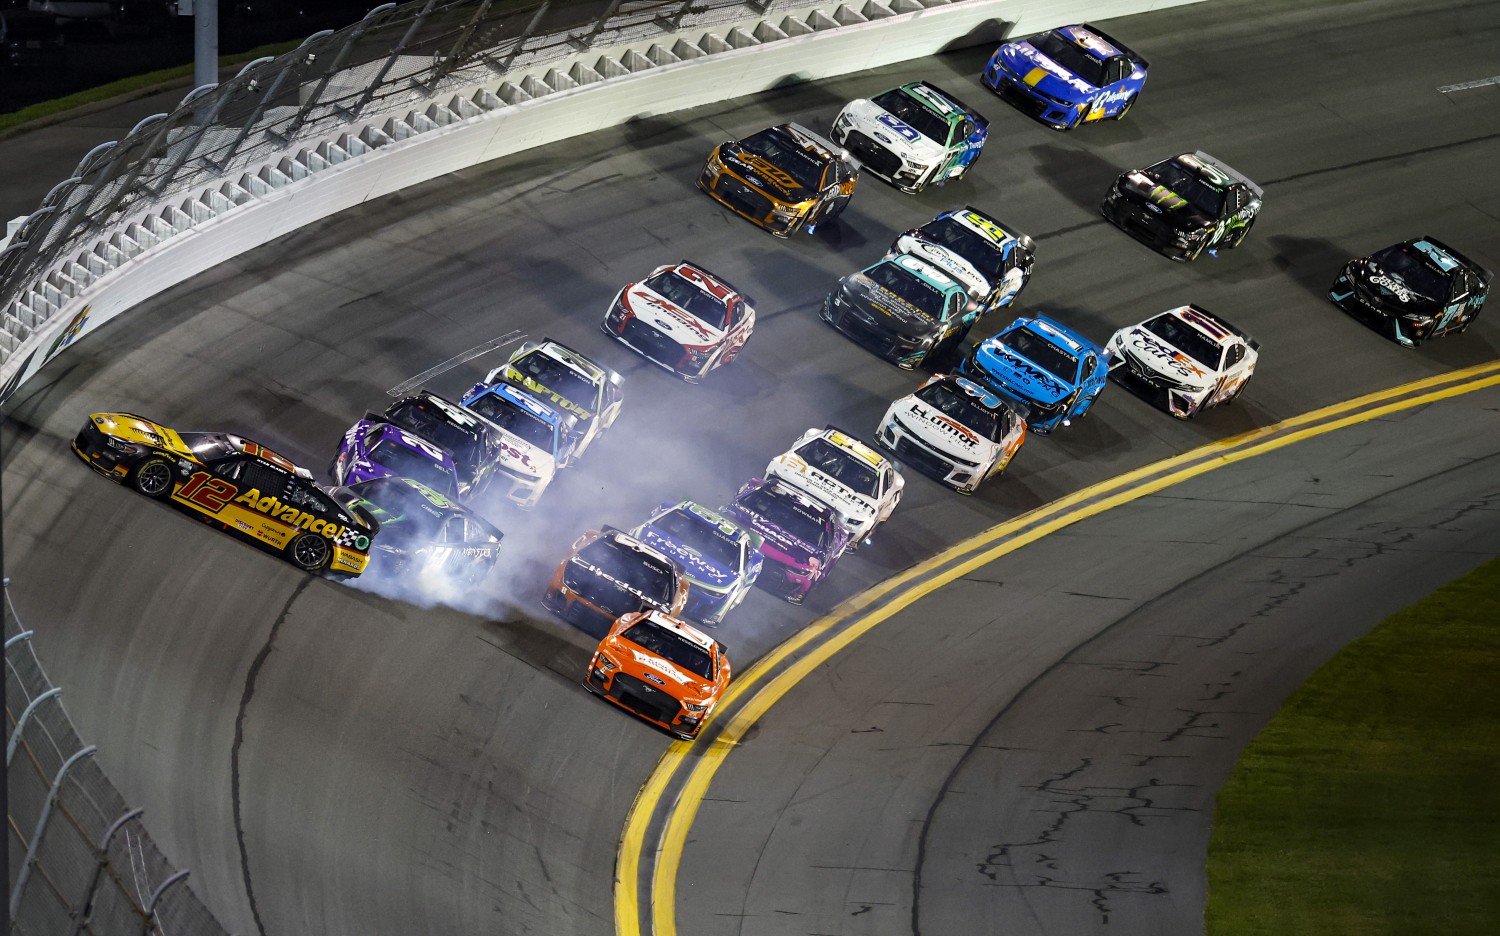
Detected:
left=889, top=207, right=1035, bottom=316
left=765, top=427, right=904, bottom=546
left=830, top=81, right=988, bottom=194
left=877, top=374, right=1027, bottom=494
left=603, top=261, right=756, bottom=384
left=486, top=338, right=623, bottom=464
left=1106, top=304, right=1260, bottom=418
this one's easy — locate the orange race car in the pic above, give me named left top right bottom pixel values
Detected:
left=583, top=610, right=730, bottom=740
left=697, top=122, right=859, bottom=237
left=543, top=526, right=690, bottom=630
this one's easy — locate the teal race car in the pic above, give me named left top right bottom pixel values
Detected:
left=820, top=253, right=974, bottom=368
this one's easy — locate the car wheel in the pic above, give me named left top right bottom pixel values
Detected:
left=1112, top=94, right=1135, bottom=121
left=287, top=531, right=331, bottom=573
left=130, top=457, right=175, bottom=499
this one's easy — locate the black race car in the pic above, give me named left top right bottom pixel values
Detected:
left=369, top=390, right=500, bottom=495
left=1328, top=236, right=1492, bottom=347
left=1101, top=151, right=1263, bottom=261
left=331, top=476, right=502, bottom=584
left=73, top=412, right=378, bottom=576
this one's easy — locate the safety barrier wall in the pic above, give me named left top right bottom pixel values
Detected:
left=5, top=584, right=232, bottom=935
left=0, top=0, right=1203, bottom=402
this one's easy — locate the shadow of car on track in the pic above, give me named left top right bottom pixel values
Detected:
left=1030, top=142, right=1125, bottom=214
left=1267, top=233, right=1360, bottom=300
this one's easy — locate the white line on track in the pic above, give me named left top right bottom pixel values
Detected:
left=1438, top=74, right=1500, bottom=93
left=385, top=330, right=524, bottom=396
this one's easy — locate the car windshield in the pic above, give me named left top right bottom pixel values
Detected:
left=739, top=129, right=826, bottom=190
left=1144, top=314, right=1224, bottom=369
left=795, top=438, right=880, bottom=497
left=737, top=487, right=831, bottom=547
left=384, top=399, right=483, bottom=466
left=644, top=270, right=731, bottom=329
left=917, top=216, right=1005, bottom=278
left=1030, top=30, right=1110, bottom=87
left=352, top=477, right=446, bottom=540
left=510, top=351, right=598, bottom=411
left=870, top=88, right=952, bottom=144
left=865, top=263, right=946, bottom=320
left=369, top=439, right=457, bottom=497
left=651, top=509, right=742, bottom=571
left=1371, top=244, right=1453, bottom=303
left=577, top=536, right=676, bottom=605
left=465, top=393, right=556, bottom=451
left=998, top=328, right=1081, bottom=383
left=621, top=620, right=714, bottom=680
left=914, top=381, right=1009, bottom=441
left=1144, top=158, right=1227, bottom=217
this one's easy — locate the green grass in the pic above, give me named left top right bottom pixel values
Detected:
left=0, top=41, right=302, bottom=137
left=1206, top=553, right=1500, bottom=935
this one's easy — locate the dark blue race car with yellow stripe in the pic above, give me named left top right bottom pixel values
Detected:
left=983, top=23, right=1148, bottom=129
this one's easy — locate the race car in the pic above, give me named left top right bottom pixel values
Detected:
left=1101, top=151, right=1263, bottom=261
left=821, top=253, right=974, bottom=369
left=543, top=526, right=691, bottom=632
left=697, top=122, right=858, bottom=237
left=830, top=81, right=989, bottom=193
left=888, top=207, right=1035, bottom=315
left=583, top=609, right=730, bottom=741
left=957, top=315, right=1111, bottom=433
left=331, top=476, right=502, bottom=584
left=603, top=261, right=756, bottom=383
left=484, top=339, right=623, bottom=461
left=332, top=418, right=462, bottom=499
left=765, top=427, right=904, bottom=547
left=73, top=412, right=378, bottom=575
left=459, top=380, right=568, bottom=508
left=721, top=477, right=851, bottom=605
left=876, top=374, right=1027, bottom=493
left=1106, top=305, right=1260, bottom=418
left=364, top=391, right=500, bottom=496
left=983, top=23, right=1148, bottom=129
left=1328, top=236, right=1492, bottom=347
left=632, top=501, right=763, bottom=627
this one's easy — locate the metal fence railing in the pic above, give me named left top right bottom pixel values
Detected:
left=0, top=0, right=902, bottom=392
left=5, top=580, right=232, bottom=936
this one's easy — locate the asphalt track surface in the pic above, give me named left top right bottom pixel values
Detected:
left=2, top=0, right=1499, bottom=933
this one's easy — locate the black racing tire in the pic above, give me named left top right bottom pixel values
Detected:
left=130, top=456, right=175, bottom=499
left=287, top=530, right=332, bottom=573
left=1112, top=93, right=1135, bottom=121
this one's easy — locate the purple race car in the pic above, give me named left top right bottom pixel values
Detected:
left=331, top=418, right=462, bottom=498
left=722, top=477, right=851, bottom=604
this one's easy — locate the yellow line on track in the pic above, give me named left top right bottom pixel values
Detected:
left=615, top=359, right=1500, bottom=936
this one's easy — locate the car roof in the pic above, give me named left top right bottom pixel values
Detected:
left=774, top=122, right=842, bottom=161
left=636, top=610, right=717, bottom=652
left=870, top=253, right=966, bottom=294
left=474, top=383, right=564, bottom=427
left=1020, top=315, right=1104, bottom=356
left=811, top=427, right=890, bottom=469
left=396, top=391, right=487, bottom=431
left=669, top=261, right=739, bottom=303
left=525, top=339, right=612, bottom=384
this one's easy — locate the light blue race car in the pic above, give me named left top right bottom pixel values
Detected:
left=957, top=315, right=1111, bottom=433
left=983, top=23, right=1148, bottom=130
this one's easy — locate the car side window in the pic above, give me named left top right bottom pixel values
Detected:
left=1226, top=344, right=1245, bottom=367
left=957, top=118, right=975, bottom=142
left=363, top=425, right=383, bottom=449
left=212, top=456, right=247, bottom=481
left=1083, top=352, right=1097, bottom=376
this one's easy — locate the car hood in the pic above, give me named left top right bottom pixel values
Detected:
left=1350, top=260, right=1443, bottom=314
left=841, top=277, right=943, bottom=340
left=603, top=635, right=714, bottom=694
left=843, top=98, right=947, bottom=162
left=621, top=283, right=725, bottom=348
left=892, top=234, right=991, bottom=299
left=90, top=413, right=192, bottom=456
left=634, top=526, right=737, bottom=590
left=1001, top=42, right=1097, bottom=102
left=891, top=396, right=1002, bottom=461
left=1110, top=326, right=1214, bottom=389
left=972, top=340, right=1074, bottom=406
left=721, top=141, right=816, bottom=203
left=1117, top=171, right=1215, bottom=228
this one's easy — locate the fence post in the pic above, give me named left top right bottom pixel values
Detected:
left=6, top=685, right=62, bottom=767
left=351, top=0, right=440, bottom=116
left=139, top=869, right=190, bottom=936
left=9, top=745, right=98, bottom=921
left=69, top=808, right=145, bottom=936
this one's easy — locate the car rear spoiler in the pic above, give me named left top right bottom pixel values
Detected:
left=1192, top=151, right=1263, bottom=198
left=1187, top=303, right=1261, bottom=351
left=1083, top=23, right=1149, bottom=69
left=915, top=80, right=990, bottom=127
left=1419, top=235, right=1495, bottom=285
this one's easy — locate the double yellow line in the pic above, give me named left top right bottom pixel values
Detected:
left=616, top=359, right=1500, bottom=936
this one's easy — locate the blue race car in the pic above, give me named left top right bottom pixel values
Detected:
left=957, top=315, right=1111, bottom=433
left=631, top=500, right=763, bottom=627
left=982, top=24, right=1148, bottom=130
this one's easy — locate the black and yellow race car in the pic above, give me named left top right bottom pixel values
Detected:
left=697, top=122, right=859, bottom=237
left=72, top=412, right=379, bottom=576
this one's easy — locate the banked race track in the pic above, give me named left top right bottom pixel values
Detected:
left=4, top=0, right=1500, bottom=934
